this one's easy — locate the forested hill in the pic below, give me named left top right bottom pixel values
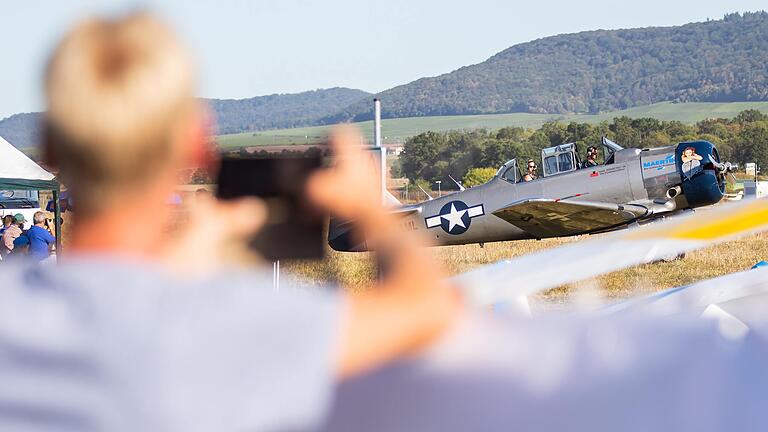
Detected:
left=208, top=87, right=370, bottom=134
left=0, top=87, right=371, bottom=148
left=4, top=12, right=768, bottom=148
left=325, top=12, right=768, bottom=123
left=0, top=112, right=42, bottom=150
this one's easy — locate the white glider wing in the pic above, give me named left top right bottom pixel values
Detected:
left=456, top=198, right=768, bottom=307
left=601, top=265, right=768, bottom=320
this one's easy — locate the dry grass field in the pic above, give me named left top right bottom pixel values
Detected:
left=284, top=231, right=768, bottom=307
left=41, top=189, right=768, bottom=308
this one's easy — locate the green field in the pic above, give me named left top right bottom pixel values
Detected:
left=215, top=101, right=768, bottom=148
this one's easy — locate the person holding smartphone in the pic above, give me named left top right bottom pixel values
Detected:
left=25, top=211, right=56, bottom=262
left=0, top=12, right=460, bottom=432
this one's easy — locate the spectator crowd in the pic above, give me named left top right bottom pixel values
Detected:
left=0, top=211, right=56, bottom=262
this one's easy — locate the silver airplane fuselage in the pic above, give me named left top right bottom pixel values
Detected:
left=329, top=140, right=730, bottom=251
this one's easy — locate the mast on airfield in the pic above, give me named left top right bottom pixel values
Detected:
left=373, top=98, right=386, bottom=205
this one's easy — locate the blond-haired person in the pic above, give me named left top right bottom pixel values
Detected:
left=0, top=12, right=460, bottom=431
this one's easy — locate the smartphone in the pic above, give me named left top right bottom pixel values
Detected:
left=216, top=153, right=325, bottom=260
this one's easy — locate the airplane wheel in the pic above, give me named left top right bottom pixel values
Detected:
left=650, top=252, right=685, bottom=264
left=655, top=252, right=686, bottom=263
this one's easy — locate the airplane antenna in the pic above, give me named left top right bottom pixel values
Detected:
left=448, top=175, right=466, bottom=191
left=417, top=184, right=434, bottom=200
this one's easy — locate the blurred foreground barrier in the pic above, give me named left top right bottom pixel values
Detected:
left=455, top=198, right=768, bottom=307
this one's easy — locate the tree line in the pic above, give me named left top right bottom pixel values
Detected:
left=394, top=110, right=768, bottom=187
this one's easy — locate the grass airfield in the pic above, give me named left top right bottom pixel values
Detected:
left=45, top=188, right=768, bottom=306
left=219, top=100, right=768, bottom=304
left=285, top=230, right=768, bottom=307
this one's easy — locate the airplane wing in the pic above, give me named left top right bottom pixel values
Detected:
left=492, top=199, right=648, bottom=238
left=456, top=198, right=768, bottom=307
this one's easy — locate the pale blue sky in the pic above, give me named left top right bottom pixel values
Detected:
left=1, top=0, right=766, bottom=119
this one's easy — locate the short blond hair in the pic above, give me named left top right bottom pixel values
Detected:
left=45, top=12, right=196, bottom=211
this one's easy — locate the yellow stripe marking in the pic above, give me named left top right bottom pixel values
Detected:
left=629, top=200, right=768, bottom=241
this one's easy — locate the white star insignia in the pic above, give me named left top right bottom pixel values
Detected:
left=441, top=203, right=468, bottom=232
left=424, top=202, right=485, bottom=232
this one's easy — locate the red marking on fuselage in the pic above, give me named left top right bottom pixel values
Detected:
left=555, top=193, right=587, bottom=202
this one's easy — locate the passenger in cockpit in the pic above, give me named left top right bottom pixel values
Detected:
left=582, top=146, right=599, bottom=169
left=523, top=159, right=538, bottom=181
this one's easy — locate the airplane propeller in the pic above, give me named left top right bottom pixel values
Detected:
left=709, top=154, right=738, bottom=188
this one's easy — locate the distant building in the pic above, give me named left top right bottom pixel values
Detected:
left=385, top=144, right=404, bottom=156
left=746, top=162, right=757, bottom=176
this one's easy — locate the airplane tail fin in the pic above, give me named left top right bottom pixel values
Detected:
left=384, top=189, right=402, bottom=207
left=328, top=190, right=399, bottom=252
left=328, top=217, right=368, bottom=252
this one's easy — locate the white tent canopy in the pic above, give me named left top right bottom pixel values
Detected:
left=0, top=134, right=62, bottom=253
left=0, top=135, right=58, bottom=190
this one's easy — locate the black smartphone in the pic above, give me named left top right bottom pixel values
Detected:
left=216, top=153, right=325, bottom=260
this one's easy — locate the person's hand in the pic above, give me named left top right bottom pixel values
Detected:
left=307, top=126, right=383, bottom=221
left=163, top=194, right=266, bottom=276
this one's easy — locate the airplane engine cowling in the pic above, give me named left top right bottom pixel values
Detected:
left=677, top=140, right=726, bottom=208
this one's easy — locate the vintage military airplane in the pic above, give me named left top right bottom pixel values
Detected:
left=329, top=137, right=736, bottom=251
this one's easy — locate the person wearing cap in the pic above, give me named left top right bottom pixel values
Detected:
left=582, top=146, right=599, bottom=168
left=1, top=213, right=26, bottom=257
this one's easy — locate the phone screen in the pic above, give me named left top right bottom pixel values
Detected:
left=216, top=154, right=325, bottom=260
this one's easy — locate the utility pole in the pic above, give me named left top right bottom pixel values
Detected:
left=373, top=98, right=386, bottom=205
left=435, top=180, right=442, bottom=197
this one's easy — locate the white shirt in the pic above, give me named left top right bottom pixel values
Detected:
left=0, top=258, right=341, bottom=432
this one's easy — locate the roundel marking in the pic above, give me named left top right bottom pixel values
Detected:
left=424, top=200, right=485, bottom=235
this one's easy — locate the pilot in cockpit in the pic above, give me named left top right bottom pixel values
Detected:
left=582, top=146, right=599, bottom=169
left=523, top=159, right=538, bottom=181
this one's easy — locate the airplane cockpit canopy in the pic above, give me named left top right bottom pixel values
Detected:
left=495, top=138, right=626, bottom=182
left=541, top=143, right=579, bottom=177
left=602, top=137, right=623, bottom=153
left=608, top=148, right=642, bottom=164
left=495, top=158, right=521, bottom=183
left=601, top=137, right=624, bottom=165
